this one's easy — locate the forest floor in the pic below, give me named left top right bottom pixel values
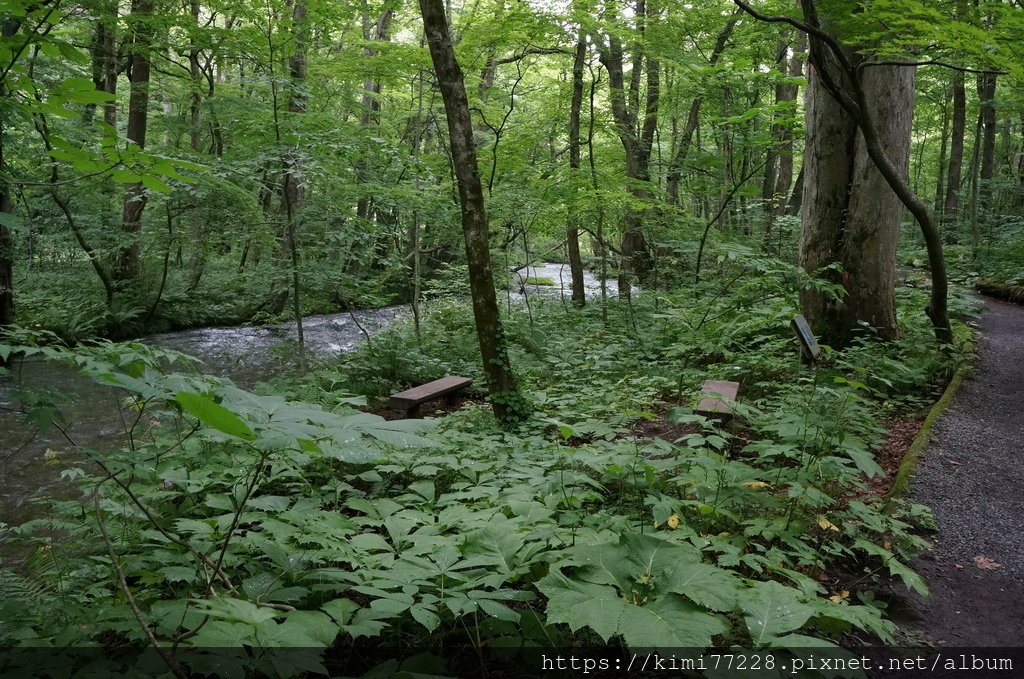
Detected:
left=900, top=296, right=1024, bottom=646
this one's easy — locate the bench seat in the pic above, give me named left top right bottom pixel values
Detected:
left=390, top=376, right=473, bottom=416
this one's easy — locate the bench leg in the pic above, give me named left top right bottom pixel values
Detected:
left=407, top=404, right=420, bottom=419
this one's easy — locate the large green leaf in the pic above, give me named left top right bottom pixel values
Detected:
left=536, top=571, right=624, bottom=642
left=538, top=571, right=726, bottom=648
left=667, top=562, right=741, bottom=612
left=176, top=391, right=255, bottom=440
left=738, top=580, right=813, bottom=645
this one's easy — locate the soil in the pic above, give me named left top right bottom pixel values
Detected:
left=897, top=297, right=1024, bottom=646
left=868, top=417, right=924, bottom=498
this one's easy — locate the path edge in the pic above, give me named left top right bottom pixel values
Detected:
left=884, top=343, right=974, bottom=502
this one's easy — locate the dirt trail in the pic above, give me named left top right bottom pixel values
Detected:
left=903, top=297, right=1024, bottom=646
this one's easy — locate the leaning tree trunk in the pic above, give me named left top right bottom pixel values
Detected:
left=418, top=0, right=523, bottom=422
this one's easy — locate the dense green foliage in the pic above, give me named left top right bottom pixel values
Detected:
left=0, top=0, right=1017, bottom=672
left=0, top=259, right=974, bottom=672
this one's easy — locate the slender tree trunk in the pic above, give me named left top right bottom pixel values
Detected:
left=665, top=8, right=740, bottom=205
left=976, top=71, right=997, bottom=209
left=356, top=4, right=396, bottom=224
left=0, top=126, right=13, bottom=329
left=943, top=70, right=966, bottom=225
left=117, top=0, right=155, bottom=284
left=283, top=0, right=308, bottom=373
left=773, top=30, right=805, bottom=216
left=761, top=38, right=786, bottom=204
left=418, top=0, right=522, bottom=422
left=934, top=98, right=949, bottom=220
left=189, top=0, right=203, bottom=152
left=596, top=0, right=660, bottom=295
left=566, top=35, right=587, bottom=307
left=0, top=20, right=18, bottom=330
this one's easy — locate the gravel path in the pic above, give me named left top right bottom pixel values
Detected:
left=905, top=297, right=1024, bottom=646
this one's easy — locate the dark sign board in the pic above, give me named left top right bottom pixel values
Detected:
left=790, top=314, right=821, bottom=361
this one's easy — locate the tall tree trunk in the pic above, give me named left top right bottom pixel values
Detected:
left=761, top=37, right=787, bottom=204
left=0, top=119, right=13, bottom=329
left=596, top=0, right=660, bottom=295
left=282, top=0, right=308, bottom=373
left=0, top=18, right=20, bottom=330
left=566, top=35, right=587, bottom=307
left=976, top=71, right=997, bottom=209
left=189, top=0, right=203, bottom=152
left=664, top=8, right=740, bottom=205
left=735, top=0, right=951, bottom=345
left=799, top=61, right=913, bottom=345
left=117, top=0, right=155, bottom=284
left=418, top=0, right=522, bottom=422
left=943, top=68, right=966, bottom=225
left=772, top=30, right=805, bottom=216
left=355, top=3, right=396, bottom=223
left=934, top=97, right=949, bottom=220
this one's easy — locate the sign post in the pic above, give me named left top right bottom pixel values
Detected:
left=790, top=315, right=821, bottom=365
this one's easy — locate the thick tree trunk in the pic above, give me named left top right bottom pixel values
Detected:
left=117, top=0, right=155, bottom=284
left=418, top=0, right=522, bottom=422
left=566, top=35, right=587, bottom=307
left=800, top=61, right=913, bottom=346
left=943, top=70, right=966, bottom=224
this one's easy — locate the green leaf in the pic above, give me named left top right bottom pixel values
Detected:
left=141, top=175, right=172, bottom=194
left=192, top=597, right=277, bottom=625
left=190, top=621, right=256, bottom=646
left=618, top=595, right=727, bottom=648
left=846, top=448, right=885, bottom=478
left=738, top=580, right=814, bottom=645
left=409, top=604, right=441, bottom=631
left=175, top=391, right=255, bottom=440
left=667, top=562, right=741, bottom=612
left=537, top=571, right=624, bottom=642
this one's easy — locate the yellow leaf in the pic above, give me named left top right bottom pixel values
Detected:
left=829, top=590, right=850, bottom=603
left=743, top=480, right=769, bottom=489
left=817, top=517, right=840, bottom=532
left=667, top=514, right=680, bottom=529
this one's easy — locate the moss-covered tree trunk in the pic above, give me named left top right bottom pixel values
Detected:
left=418, top=0, right=522, bottom=422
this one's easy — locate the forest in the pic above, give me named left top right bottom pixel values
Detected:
left=0, top=0, right=1023, bottom=674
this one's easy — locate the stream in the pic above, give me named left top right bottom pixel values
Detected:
left=0, top=264, right=622, bottom=535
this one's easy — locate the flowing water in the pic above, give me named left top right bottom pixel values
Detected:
left=0, top=265, right=621, bottom=537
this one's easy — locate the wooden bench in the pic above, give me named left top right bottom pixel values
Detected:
left=695, top=379, right=740, bottom=419
left=390, top=376, right=473, bottom=417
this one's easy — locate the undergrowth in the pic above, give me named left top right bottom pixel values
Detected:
left=0, top=260, right=973, bottom=677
